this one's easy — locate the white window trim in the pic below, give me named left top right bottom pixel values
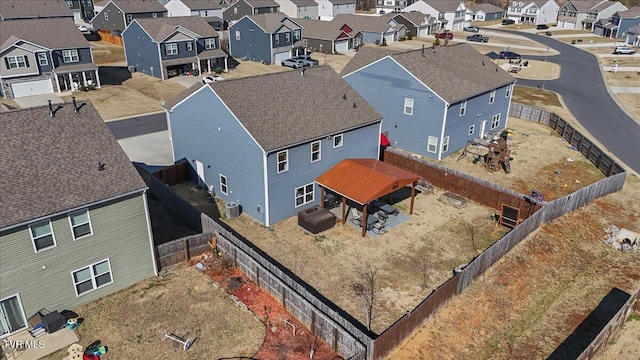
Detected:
left=277, top=150, right=289, bottom=173
left=274, top=34, right=280, bottom=44
left=442, top=136, right=450, bottom=153
left=285, top=32, right=291, bottom=42
left=489, top=90, right=496, bottom=104
left=491, top=114, right=501, bottom=129
left=205, top=38, right=216, bottom=49
left=468, top=124, right=475, bottom=135
left=235, top=30, right=240, bottom=40
left=29, top=219, right=57, bottom=253
left=104, top=12, right=108, bottom=21
left=333, top=134, right=343, bottom=148
left=7, top=56, right=27, bottom=69
left=311, top=140, right=321, bottom=163
left=62, top=49, right=79, bottom=63
left=187, top=42, right=193, bottom=51
left=427, top=136, right=438, bottom=153
left=0, top=293, right=28, bottom=337
left=506, top=83, right=512, bottom=98
left=68, top=209, right=93, bottom=241
left=404, top=98, right=414, bottom=115
left=166, top=43, right=178, bottom=55
left=71, top=259, right=113, bottom=297
left=294, top=183, right=315, bottom=207
left=220, top=174, right=228, bottom=195
left=38, top=53, right=48, bottom=66
left=460, top=100, right=467, bottom=116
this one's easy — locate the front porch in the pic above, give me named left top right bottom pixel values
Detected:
left=1, top=328, right=78, bottom=360
left=53, top=64, right=101, bottom=92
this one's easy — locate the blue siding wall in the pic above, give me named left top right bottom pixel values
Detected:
left=266, top=123, right=380, bottom=225
left=169, top=88, right=267, bottom=224
left=123, top=22, right=161, bottom=78
left=161, top=40, right=197, bottom=61
left=443, top=83, right=512, bottom=158
left=619, top=18, right=640, bottom=38
left=361, top=31, right=382, bottom=43
left=51, top=48, right=93, bottom=67
left=196, top=37, right=219, bottom=52
left=37, top=52, right=53, bottom=73
left=229, top=18, right=272, bottom=64
left=344, top=57, right=447, bottom=160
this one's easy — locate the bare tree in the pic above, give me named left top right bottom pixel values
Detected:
left=466, top=221, right=479, bottom=251
left=419, top=258, right=432, bottom=290
left=351, top=263, right=380, bottom=330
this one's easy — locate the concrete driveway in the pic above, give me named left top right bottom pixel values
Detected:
left=169, top=74, right=202, bottom=88
left=13, top=93, right=64, bottom=109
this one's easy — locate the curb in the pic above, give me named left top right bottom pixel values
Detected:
left=104, top=110, right=165, bottom=122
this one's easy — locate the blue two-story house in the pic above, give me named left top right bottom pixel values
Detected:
left=164, top=66, right=383, bottom=226
left=123, top=16, right=228, bottom=79
left=228, top=13, right=304, bottom=65
left=0, top=18, right=101, bottom=99
left=91, top=0, right=168, bottom=33
left=341, top=44, right=516, bottom=160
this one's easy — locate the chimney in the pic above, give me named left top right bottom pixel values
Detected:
left=72, top=96, right=79, bottom=114
left=48, top=100, right=54, bottom=118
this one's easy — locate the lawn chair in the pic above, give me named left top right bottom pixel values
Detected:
left=372, top=217, right=387, bottom=235
left=350, top=208, right=362, bottom=226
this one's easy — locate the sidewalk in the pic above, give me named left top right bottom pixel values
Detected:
left=610, top=87, right=640, bottom=93
left=602, top=66, right=640, bottom=72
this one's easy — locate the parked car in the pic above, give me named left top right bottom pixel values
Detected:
left=612, top=46, right=636, bottom=55
left=502, top=19, right=516, bottom=25
left=536, top=24, right=549, bottom=30
left=281, top=58, right=307, bottom=68
left=293, top=55, right=319, bottom=67
left=467, top=34, right=489, bottom=43
left=499, top=51, right=521, bottom=59
left=436, top=32, right=454, bottom=40
left=464, top=26, right=480, bottom=32
left=202, top=74, right=224, bottom=83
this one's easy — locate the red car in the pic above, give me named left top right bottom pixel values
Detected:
left=436, top=32, right=453, bottom=40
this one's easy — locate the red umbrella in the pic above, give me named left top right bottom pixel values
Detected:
left=380, top=133, right=390, bottom=146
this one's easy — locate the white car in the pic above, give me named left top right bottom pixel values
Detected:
left=612, top=46, right=636, bottom=55
left=202, top=75, right=224, bottom=83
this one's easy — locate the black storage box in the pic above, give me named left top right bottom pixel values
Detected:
left=41, top=311, right=66, bottom=333
left=298, top=206, right=335, bottom=234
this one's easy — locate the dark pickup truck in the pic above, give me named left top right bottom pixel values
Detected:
left=466, top=34, right=489, bottom=43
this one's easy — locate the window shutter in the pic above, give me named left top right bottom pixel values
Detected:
left=4, top=58, right=9, bottom=69
left=25, top=56, right=29, bottom=67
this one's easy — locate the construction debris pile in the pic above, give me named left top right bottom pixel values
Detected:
left=603, top=226, right=640, bottom=251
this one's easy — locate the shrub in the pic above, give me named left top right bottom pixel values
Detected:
left=407, top=31, right=413, bottom=40
left=381, top=38, right=387, bottom=46
left=434, top=38, right=440, bottom=46
left=214, top=66, right=224, bottom=74
left=399, top=36, right=406, bottom=42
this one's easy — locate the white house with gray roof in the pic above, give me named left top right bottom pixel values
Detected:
left=557, top=0, right=627, bottom=30
left=0, top=101, right=156, bottom=339
left=165, top=0, right=230, bottom=19
left=164, top=66, right=383, bottom=226
left=274, top=0, right=319, bottom=19
left=403, top=0, right=469, bottom=31
left=506, top=0, right=559, bottom=25
left=469, top=3, right=506, bottom=22
left=315, top=0, right=355, bottom=21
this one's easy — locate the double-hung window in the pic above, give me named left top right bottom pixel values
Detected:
left=285, top=32, right=291, bottom=42
left=220, top=174, right=228, bottom=195
left=404, top=98, right=414, bottom=115
left=62, top=49, right=79, bottom=63
left=277, top=150, right=288, bottom=173
left=205, top=38, right=216, bottom=49
left=6, top=55, right=28, bottom=69
left=187, top=42, right=193, bottom=52
left=295, top=183, right=314, bottom=207
left=274, top=34, right=280, bottom=45
left=468, top=125, right=475, bottom=135
left=311, top=141, right=321, bottom=162
left=505, top=83, right=513, bottom=98
left=30, top=220, right=56, bottom=252
left=166, top=43, right=178, bottom=55
left=427, top=136, right=438, bottom=153
left=491, top=114, right=501, bottom=129
left=460, top=100, right=467, bottom=116
left=442, top=136, right=450, bottom=152
left=489, top=90, right=496, bottom=104
left=72, top=259, right=113, bottom=296
left=333, top=134, right=343, bottom=148
left=69, top=209, right=93, bottom=240
left=38, top=53, right=48, bottom=66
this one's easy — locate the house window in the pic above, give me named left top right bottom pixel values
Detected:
left=277, top=150, right=288, bottom=173
left=29, top=220, right=56, bottom=252
left=442, top=136, right=450, bottom=152
left=274, top=34, right=280, bottom=44
left=404, top=98, right=414, bottom=115
left=66, top=0, right=73, bottom=7
left=235, top=30, right=240, bottom=40
left=333, top=134, right=343, bottom=148
left=505, top=83, right=512, bottom=98
left=468, top=125, right=475, bottom=135
left=163, top=12, right=168, bottom=17
left=166, top=43, right=178, bottom=55
left=220, top=174, right=228, bottom=195
left=6, top=55, right=28, bottom=69
left=126, top=14, right=132, bottom=22
left=205, top=38, right=216, bottom=49
left=152, top=13, right=157, bottom=18
left=72, top=259, right=113, bottom=296
left=460, top=100, right=467, bottom=116
left=491, top=114, right=501, bottom=129
left=187, top=42, right=193, bottom=51
left=285, top=32, right=291, bottom=42
left=489, top=90, right=496, bottom=104
left=38, top=53, right=48, bottom=66
left=294, top=29, right=301, bottom=40
left=427, top=136, right=438, bottom=153
left=295, top=183, right=314, bottom=207
left=104, top=12, right=108, bottom=21
left=234, top=7, right=238, bottom=14
left=62, top=49, right=79, bottom=63
left=69, top=209, right=93, bottom=240
left=311, top=141, right=321, bottom=162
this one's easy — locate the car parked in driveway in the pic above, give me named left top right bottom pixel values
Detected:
left=202, top=74, right=224, bottom=83
left=536, top=24, right=549, bottom=30
left=612, top=46, right=636, bottom=55
left=467, top=34, right=489, bottom=43
left=293, top=55, right=319, bottom=67
left=436, top=32, right=453, bottom=40
left=502, top=19, right=515, bottom=25
left=499, top=51, right=521, bottom=59
left=281, top=58, right=307, bottom=69
left=464, top=26, right=479, bottom=32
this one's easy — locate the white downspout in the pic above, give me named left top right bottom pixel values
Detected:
left=142, top=190, right=159, bottom=275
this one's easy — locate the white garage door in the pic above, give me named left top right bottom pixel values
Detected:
left=335, top=40, right=349, bottom=53
left=418, top=27, right=428, bottom=37
left=383, top=33, right=394, bottom=44
left=564, top=21, right=574, bottom=29
left=11, top=79, right=53, bottom=98
left=273, top=51, right=291, bottom=65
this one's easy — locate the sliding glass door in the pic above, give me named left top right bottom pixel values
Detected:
left=0, top=294, right=27, bottom=338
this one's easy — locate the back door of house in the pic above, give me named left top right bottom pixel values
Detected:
left=0, top=294, right=27, bottom=338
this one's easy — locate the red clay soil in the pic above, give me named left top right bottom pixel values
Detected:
left=190, top=252, right=340, bottom=360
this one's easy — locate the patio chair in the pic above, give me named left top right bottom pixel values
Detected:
left=373, top=218, right=387, bottom=235
left=350, top=208, right=362, bottom=226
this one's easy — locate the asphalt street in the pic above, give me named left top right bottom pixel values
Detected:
left=106, top=111, right=167, bottom=139
left=499, top=30, right=640, bottom=173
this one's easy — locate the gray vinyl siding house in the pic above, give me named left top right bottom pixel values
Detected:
left=341, top=44, right=515, bottom=160
left=223, top=0, right=280, bottom=23
left=91, top=0, right=168, bottom=33
left=0, top=0, right=74, bottom=21
left=229, top=13, right=303, bottom=64
left=0, top=102, right=156, bottom=339
left=164, top=66, right=382, bottom=226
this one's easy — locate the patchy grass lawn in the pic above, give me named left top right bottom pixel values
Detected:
left=512, top=85, right=563, bottom=108
left=42, top=264, right=265, bottom=360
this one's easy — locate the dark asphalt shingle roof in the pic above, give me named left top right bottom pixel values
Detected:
left=332, top=14, right=395, bottom=33
left=247, top=0, right=280, bottom=8
left=166, top=66, right=382, bottom=152
left=422, top=0, right=463, bottom=12
left=181, top=0, right=228, bottom=9
left=247, top=13, right=300, bottom=32
left=132, top=16, right=219, bottom=41
left=289, top=0, right=318, bottom=6
left=628, top=25, right=640, bottom=34
left=326, top=0, right=355, bottom=4
left=470, top=3, right=505, bottom=13
left=0, top=18, right=91, bottom=50
left=618, top=6, right=640, bottom=18
left=110, top=0, right=167, bottom=13
left=341, top=43, right=515, bottom=104
left=0, top=0, right=73, bottom=19
left=0, top=102, right=147, bottom=230
left=296, top=18, right=351, bottom=40
left=390, top=12, right=431, bottom=27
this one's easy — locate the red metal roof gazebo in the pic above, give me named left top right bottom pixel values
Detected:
left=316, top=159, right=421, bottom=237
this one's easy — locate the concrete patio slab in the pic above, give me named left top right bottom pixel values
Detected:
left=3, top=327, right=79, bottom=360
left=13, top=93, right=63, bottom=109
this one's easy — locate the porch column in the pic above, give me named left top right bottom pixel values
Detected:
left=69, top=73, right=74, bottom=90
left=409, top=183, right=416, bottom=215
left=361, top=204, right=368, bottom=237
left=197, top=60, right=202, bottom=75
left=207, top=59, right=211, bottom=73
left=224, top=56, right=228, bottom=72
left=82, top=72, right=87, bottom=86
left=320, top=187, right=326, bottom=209
left=95, top=69, right=101, bottom=88
left=55, top=74, right=61, bottom=93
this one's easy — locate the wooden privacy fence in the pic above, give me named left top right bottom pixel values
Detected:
left=510, top=102, right=625, bottom=176
left=576, top=288, right=640, bottom=360
left=96, top=30, right=123, bottom=46
left=153, top=160, right=191, bottom=186
left=156, top=233, right=214, bottom=269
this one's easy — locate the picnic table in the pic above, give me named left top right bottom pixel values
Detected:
left=371, top=199, right=399, bottom=216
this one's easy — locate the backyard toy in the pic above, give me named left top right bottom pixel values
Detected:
left=491, top=204, right=521, bottom=238
left=162, top=330, right=194, bottom=351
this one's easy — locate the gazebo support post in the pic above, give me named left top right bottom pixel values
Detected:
left=320, top=187, right=326, bottom=208
left=341, top=197, right=346, bottom=224
left=410, top=183, right=416, bottom=214
left=361, top=204, right=368, bottom=237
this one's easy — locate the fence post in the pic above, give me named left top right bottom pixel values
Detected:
left=183, top=238, right=190, bottom=262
